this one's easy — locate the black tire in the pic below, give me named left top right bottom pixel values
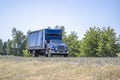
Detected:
left=48, top=49, right=52, bottom=57
left=64, top=54, right=68, bottom=57
left=44, top=50, right=48, bottom=57
left=32, top=52, right=36, bottom=57
left=32, top=51, right=38, bottom=57
left=48, top=53, right=51, bottom=57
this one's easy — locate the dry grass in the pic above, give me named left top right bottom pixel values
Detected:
left=117, top=53, right=120, bottom=57
left=0, top=57, right=120, bottom=80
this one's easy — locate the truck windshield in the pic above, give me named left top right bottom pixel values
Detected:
left=50, top=40, right=63, bottom=43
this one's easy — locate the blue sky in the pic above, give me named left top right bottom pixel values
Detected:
left=0, top=0, right=120, bottom=41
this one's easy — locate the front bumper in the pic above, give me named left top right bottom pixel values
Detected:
left=50, top=50, right=69, bottom=55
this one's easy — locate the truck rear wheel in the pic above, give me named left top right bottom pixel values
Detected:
left=32, top=51, right=36, bottom=57
left=32, top=53, right=35, bottom=57
left=32, top=51, right=38, bottom=57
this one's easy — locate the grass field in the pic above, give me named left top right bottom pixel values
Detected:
left=0, top=56, right=120, bottom=80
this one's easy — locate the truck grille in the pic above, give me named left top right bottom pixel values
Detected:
left=57, top=46, right=65, bottom=51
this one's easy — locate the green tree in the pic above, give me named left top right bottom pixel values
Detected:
left=96, top=27, right=117, bottom=57
left=12, top=28, right=26, bottom=56
left=6, top=39, right=13, bottom=55
left=80, top=27, right=100, bottom=57
left=54, top=25, right=59, bottom=29
left=65, top=31, right=81, bottom=57
left=3, top=41, right=7, bottom=55
left=80, top=27, right=117, bottom=57
left=0, top=39, right=4, bottom=55
left=117, top=35, right=120, bottom=53
left=47, top=26, right=52, bottom=29
left=113, top=35, right=120, bottom=54
left=23, top=35, right=31, bottom=57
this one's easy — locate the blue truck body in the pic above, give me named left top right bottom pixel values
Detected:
left=28, top=29, right=68, bottom=57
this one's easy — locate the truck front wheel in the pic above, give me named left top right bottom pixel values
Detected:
left=48, top=49, right=52, bottom=57
left=64, top=54, right=68, bottom=57
left=32, top=51, right=38, bottom=57
left=32, top=51, right=35, bottom=57
left=32, top=53, right=35, bottom=57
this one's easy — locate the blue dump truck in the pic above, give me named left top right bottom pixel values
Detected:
left=28, top=29, right=69, bottom=57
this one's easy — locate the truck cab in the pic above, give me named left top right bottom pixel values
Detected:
left=46, top=39, right=69, bottom=57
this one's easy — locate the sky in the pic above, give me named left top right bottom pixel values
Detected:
left=0, top=0, right=120, bottom=41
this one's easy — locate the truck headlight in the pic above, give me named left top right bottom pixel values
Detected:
left=54, top=46, right=57, bottom=50
left=64, top=47, right=68, bottom=50
left=51, top=46, right=57, bottom=51
left=51, top=46, right=55, bottom=50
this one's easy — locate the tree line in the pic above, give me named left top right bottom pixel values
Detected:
left=0, top=26, right=120, bottom=57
